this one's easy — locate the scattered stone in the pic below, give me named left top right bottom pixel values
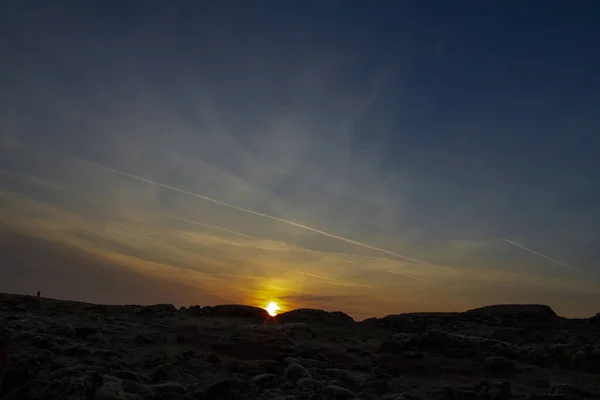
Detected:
left=323, top=384, right=355, bottom=399
left=62, top=343, right=92, bottom=357
left=571, top=351, right=587, bottom=366
left=284, top=363, right=309, bottom=382
left=208, top=353, right=221, bottom=364
left=151, top=381, right=187, bottom=393
left=323, top=368, right=358, bottom=387
left=361, top=378, right=390, bottom=395
left=74, top=326, right=98, bottom=338
left=151, top=363, right=177, bottom=383
left=549, top=382, right=590, bottom=400
left=297, top=377, right=326, bottom=390
left=484, top=356, right=514, bottom=371
left=62, top=324, right=76, bottom=337
left=250, top=373, right=282, bottom=389
left=477, top=381, right=511, bottom=400
left=204, top=379, right=234, bottom=400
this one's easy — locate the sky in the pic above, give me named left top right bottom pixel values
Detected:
left=0, top=1, right=599, bottom=320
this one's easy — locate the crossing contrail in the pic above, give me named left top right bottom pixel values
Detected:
left=503, top=239, right=580, bottom=272
left=73, top=157, right=429, bottom=264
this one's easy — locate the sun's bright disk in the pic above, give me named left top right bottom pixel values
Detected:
left=266, top=301, right=280, bottom=317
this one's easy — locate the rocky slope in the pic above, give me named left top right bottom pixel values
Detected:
left=0, top=293, right=599, bottom=400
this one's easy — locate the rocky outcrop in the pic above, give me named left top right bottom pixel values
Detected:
left=464, top=304, right=558, bottom=319
left=275, top=308, right=354, bottom=325
left=205, top=304, right=269, bottom=319
left=1, top=293, right=599, bottom=400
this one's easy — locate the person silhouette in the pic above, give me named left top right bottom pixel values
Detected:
left=37, top=291, right=41, bottom=298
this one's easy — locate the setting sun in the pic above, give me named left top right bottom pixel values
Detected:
left=265, top=301, right=280, bottom=317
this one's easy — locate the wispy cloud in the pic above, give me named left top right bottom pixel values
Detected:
left=73, top=157, right=431, bottom=264
left=162, top=213, right=253, bottom=238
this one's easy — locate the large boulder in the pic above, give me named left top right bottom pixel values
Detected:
left=207, top=305, right=269, bottom=319
left=464, top=304, right=557, bottom=319
left=135, top=304, right=178, bottom=317
left=276, top=309, right=354, bottom=325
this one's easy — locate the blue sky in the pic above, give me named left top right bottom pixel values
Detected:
left=0, top=1, right=599, bottom=318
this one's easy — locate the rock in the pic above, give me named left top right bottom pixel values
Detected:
left=32, top=334, right=54, bottom=349
left=1, top=363, right=37, bottom=397
left=250, top=373, right=282, bottom=389
left=488, top=329, right=520, bottom=343
left=235, top=322, right=315, bottom=339
left=316, top=353, right=332, bottom=364
left=372, top=363, right=400, bottom=379
left=323, top=369, right=358, bottom=387
left=14, top=367, right=104, bottom=400
left=151, top=363, right=177, bottom=382
left=549, top=383, right=590, bottom=400
left=151, top=381, right=187, bottom=393
left=135, top=304, right=177, bottom=316
left=134, top=332, right=167, bottom=346
left=484, top=356, right=514, bottom=371
left=94, top=375, right=127, bottom=400
left=187, top=305, right=204, bottom=316
left=62, top=324, right=76, bottom=337
left=464, top=304, right=558, bottom=319
left=402, top=351, right=424, bottom=359
left=62, top=343, right=92, bottom=357
left=284, top=356, right=330, bottom=369
left=477, top=382, right=511, bottom=400
left=74, top=326, right=98, bottom=338
left=208, top=353, right=221, bottom=364
left=378, top=333, right=419, bottom=353
left=0, top=326, right=8, bottom=388
left=204, top=379, right=234, bottom=400
left=571, top=351, right=587, bottom=366
left=114, top=369, right=147, bottom=383
left=297, top=378, right=325, bottom=390
left=225, top=359, right=280, bottom=376
left=209, top=304, right=269, bottom=319
left=361, top=379, right=390, bottom=395
left=284, top=363, right=309, bottom=382
left=323, top=385, right=355, bottom=399
left=276, top=309, right=354, bottom=325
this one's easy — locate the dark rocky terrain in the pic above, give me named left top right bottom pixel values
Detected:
left=1, top=293, right=599, bottom=400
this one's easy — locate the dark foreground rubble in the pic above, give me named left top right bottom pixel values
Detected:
left=0, top=293, right=599, bottom=400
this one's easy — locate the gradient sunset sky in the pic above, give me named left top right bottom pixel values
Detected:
left=1, top=1, right=599, bottom=319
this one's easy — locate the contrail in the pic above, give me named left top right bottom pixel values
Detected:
left=503, top=239, right=581, bottom=272
left=161, top=213, right=253, bottom=238
left=73, top=157, right=428, bottom=264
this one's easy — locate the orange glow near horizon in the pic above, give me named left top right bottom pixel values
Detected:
left=265, top=301, right=280, bottom=316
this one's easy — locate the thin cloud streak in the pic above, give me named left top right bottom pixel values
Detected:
left=161, top=213, right=254, bottom=238
left=73, top=157, right=433, bottom=265
left=291, top=270, right=374, bottom=288
left=504, top=239, right=581, bottom=272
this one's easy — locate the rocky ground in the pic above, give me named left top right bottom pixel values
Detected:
left=0, top=293, right=599, bottom=400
